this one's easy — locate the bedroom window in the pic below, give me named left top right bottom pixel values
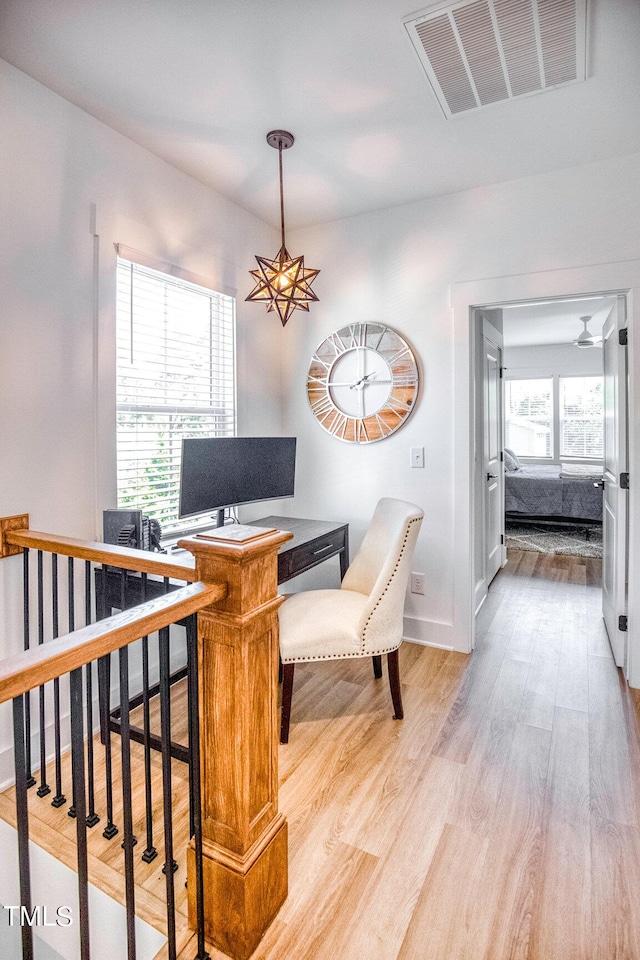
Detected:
left=504, top=378, right=553, bottom=458
left=116, top=257, right=236, bottom=534
left=559, top=376, right=603, bottom=459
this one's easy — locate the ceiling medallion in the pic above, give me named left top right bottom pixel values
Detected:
left=246, top=130, right=320, bottom=327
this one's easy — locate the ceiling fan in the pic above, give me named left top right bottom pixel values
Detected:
left=573, top=316, right=603, bottom=348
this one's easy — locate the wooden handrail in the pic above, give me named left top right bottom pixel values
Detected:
left=5, top=528, right=197, bottom=581
left=0, top=580, right=225, bottom=704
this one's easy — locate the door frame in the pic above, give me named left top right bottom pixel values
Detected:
left=451, top=259, right=640, bottom=686
left=473, top=312, right=506, bottom=620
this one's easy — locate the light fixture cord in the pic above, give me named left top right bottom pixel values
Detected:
left=278, top=139, right=286, bottom=249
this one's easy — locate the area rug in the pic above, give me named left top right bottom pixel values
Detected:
left=505, top=522, right=603, bottom=558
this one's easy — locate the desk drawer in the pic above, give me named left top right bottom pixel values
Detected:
left=289, top=529, right=346, bottom=577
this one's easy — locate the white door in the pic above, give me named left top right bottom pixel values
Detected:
left=602, top=296, right=628, bottom=667
left=483, top=327, right=504, bottom=586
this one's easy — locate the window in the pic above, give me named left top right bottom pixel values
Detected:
left=505, top=378, right=553, bottom=458
left=116, top=258, right=235, bottom=534
left=560, top=376, right=603, bottom=459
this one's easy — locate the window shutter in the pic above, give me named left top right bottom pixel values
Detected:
left=559, top=376, right=603, bottom=459
left=116, top=258, right=236, bottom=534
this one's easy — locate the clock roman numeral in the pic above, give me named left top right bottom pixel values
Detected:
left=328, top=411, right=349, bottom=437
left=310, top=395, right=335, bottom=417
left=355, top=419, right=370, bottom=443
left=374, top=413, right=393, bottom=437
left=327, top=332, right=348, bottom=356
left=387, top=396, right=412, bottom=414
left=387, top=346, right=411, bottom=367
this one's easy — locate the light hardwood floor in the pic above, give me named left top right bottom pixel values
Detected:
left=4, top=549, right=640, bottom=960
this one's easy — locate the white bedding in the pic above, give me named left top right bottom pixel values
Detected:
left=559, top=463, right=603, bottom=479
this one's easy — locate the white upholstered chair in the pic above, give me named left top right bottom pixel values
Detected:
left=278, top=497, right=424, bottom=743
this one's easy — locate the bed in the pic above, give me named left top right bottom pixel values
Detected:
left=505, top=463, right=603, bottom=522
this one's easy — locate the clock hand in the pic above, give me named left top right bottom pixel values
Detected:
left=350, top=372, right=377, bottom=389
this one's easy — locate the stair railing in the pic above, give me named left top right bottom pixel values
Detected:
left=0, top=514, right=292, bottom=960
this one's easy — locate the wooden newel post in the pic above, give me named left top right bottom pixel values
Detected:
left=179, top=528, right=293, bottom=959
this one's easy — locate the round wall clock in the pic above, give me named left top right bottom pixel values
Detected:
left=307, top=322, right=419, bottom=443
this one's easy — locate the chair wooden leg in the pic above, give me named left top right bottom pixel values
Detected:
left=387, top=649, right=403, bottom=720
left=280, top=663, right=295, bottom=744
left=372, top=655, right=383, bottom=678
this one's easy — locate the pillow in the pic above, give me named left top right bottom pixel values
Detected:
left=504, top=448, right=520, bottom=471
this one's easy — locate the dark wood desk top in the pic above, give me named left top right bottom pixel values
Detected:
left=249, top=515, right=348, bottom=553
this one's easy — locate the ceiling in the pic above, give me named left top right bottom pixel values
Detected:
left=502, top=295, right=616, bottom=348
left=1, top=0, right=639, bottom=229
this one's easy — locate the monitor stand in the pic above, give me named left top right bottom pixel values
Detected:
left=213, top=509, right=225, bottom=528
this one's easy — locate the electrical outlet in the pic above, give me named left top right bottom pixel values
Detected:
left=410, top=446, right=425, bottom=468
left=411, top=573, right=424, bottom=595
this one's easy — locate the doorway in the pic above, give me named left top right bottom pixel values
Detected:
left=472, top=291, right=628, bottom=668
left=450, top=259, right=640, bottom=683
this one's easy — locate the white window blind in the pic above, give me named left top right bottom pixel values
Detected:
left=505, top=378, right=553, bottom=458
left=560, top=376, right=603, bottom=459
left=116, top=258, right=235, bottom=534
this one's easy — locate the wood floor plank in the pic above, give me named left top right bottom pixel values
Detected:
left=395, top=822, right=489, bottom=960
left=468, top=722, right=552, bottom=960
left=589, top=654, right=638, bottom=827
left=258, top=841, right=379, bottom=960
left=517, top=621, right=562, bottom=731
left=528, top=706, right=591, bottom=960
left=556, top=616, right=590, bottom=712
left=432, top=629, right=511, bottom=764
left=449, top=656, right=529, bottom=836
left=326, top=755, right=462, bottom=960
left=590, top=816, right=640, bottom=960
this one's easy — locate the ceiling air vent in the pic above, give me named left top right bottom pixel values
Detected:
left=404, top=0, right=586, bottom=118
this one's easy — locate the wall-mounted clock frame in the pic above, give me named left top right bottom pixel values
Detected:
left=307, top=322, right=419, bottom=443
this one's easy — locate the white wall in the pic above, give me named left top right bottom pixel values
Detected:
left=282, top=151, right=640, bottom=651
left=504, top=341, right=603, bottom=378
left=0, top=59, right=281, bottom=779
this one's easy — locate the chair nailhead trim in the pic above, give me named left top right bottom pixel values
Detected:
left=281, top=643, right=401, bottom=664
left=360, top=516, right=421, bottom=653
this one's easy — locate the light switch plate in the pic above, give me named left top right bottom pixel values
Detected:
left=410, top=446, right=424, bottom=468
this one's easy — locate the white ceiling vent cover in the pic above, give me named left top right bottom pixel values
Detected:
left=404, top=0, right=586, bottom=118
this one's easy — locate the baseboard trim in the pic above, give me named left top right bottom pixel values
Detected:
left=402, top=616, right=459, bottom=651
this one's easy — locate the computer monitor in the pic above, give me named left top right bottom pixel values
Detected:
left=179, top=437, right=297, bottom=525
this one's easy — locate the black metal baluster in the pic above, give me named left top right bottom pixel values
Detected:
left=70, top=667, right=91, bottom=960
left=51, top=554, right=66, bottom=808
left=159, top=625, right=177, bottom=960
left=23, top=548, right=35, bottom=788
left=187, top=614, right=209, bottom=960
left=36, top=550, right=50, bottom=798
left=13, top=693, right=34, bottom=960
left=140, top=574, right=157, bottom=864
left=119, top=645, right=137, bottom=960
left=84, top=562, right=99, bottom=827
left=98, top=566, right=117, bottom=839
left=68, top=559, right=77, bottom=819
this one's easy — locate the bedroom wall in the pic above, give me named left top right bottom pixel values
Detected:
left=504, top=342, right=603, bottom=379
left=281, top=151, right=640, bottom=650
left=0, top=58, right=281, bottom=781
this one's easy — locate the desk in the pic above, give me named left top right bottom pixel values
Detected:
left=98, top=515, right=348, bottom=610
left=101, top=516, right=348, bottom=761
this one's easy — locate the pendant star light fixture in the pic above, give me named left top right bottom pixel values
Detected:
left=246, top=130, right=320, bottom=326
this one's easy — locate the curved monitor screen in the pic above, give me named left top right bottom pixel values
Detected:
left=179, top=437, right=296, bottom=519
